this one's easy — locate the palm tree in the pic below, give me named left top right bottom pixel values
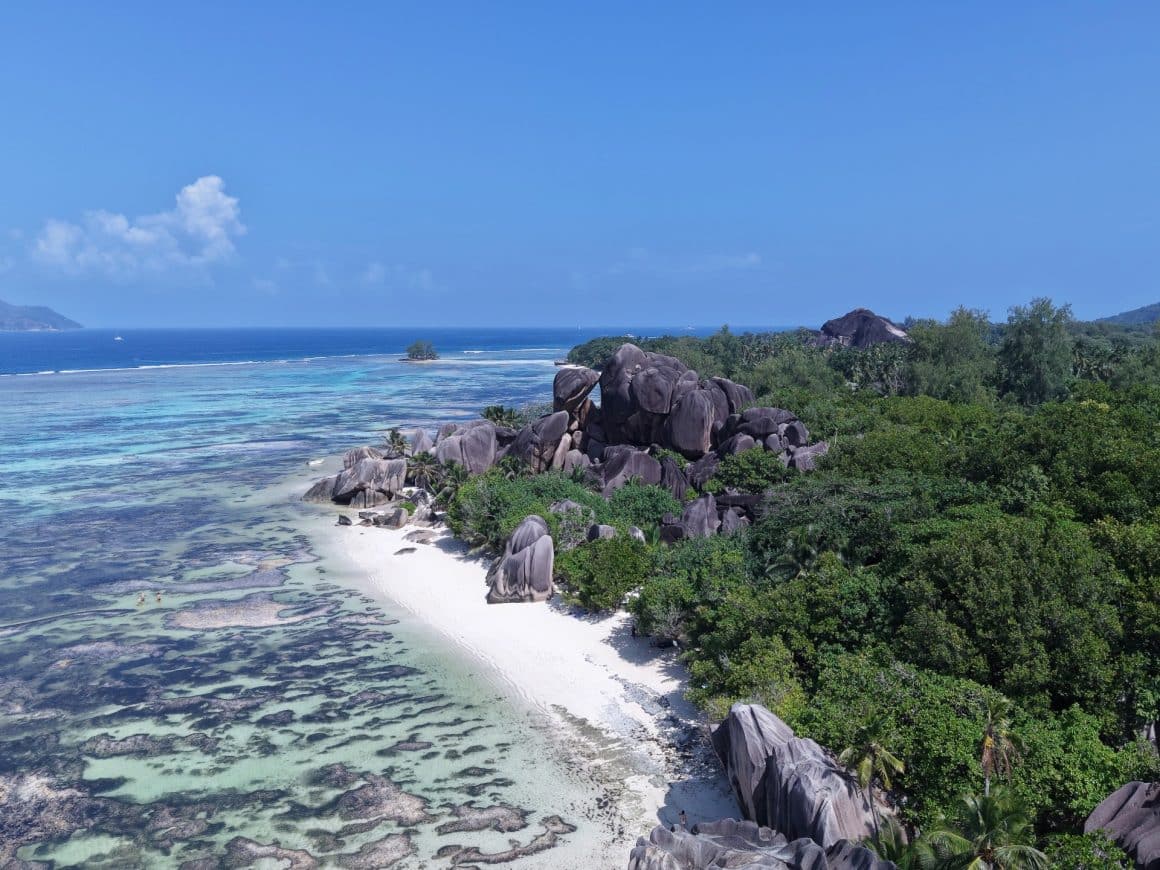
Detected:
left=434, top=462, right=469, bottom=507
left=481, top=404, right=520, bottom=428
left=408, top=451, right=440, bottom=491
left=866, top=816, right=929, bottom=870
left=980, top=695, right=1021, bottom=797
left=384, top=427, right=408, bottom=458
left=926, top=788, right=1048, bottom=869
left=838, top=715, right=905, bottom=841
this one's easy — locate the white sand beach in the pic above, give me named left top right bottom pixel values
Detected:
left=323, top=518, right=739, bottom=863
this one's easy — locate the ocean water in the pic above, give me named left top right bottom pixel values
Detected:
left=0, top=325, right=763, bottom=376
left=0, top=329, right=716, bottom=867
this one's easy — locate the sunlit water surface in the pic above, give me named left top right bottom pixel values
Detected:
left=0, top=343, right=638, bottom=867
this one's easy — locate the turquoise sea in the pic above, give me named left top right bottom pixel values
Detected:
left=0, top=328, right=747, bottom=867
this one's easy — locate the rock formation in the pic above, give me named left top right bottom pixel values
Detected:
left=435, top=420, right=498, bottom=474
left=712, top=704, right=875, bottom=849
left=406, top=427, right=434, bottom=456
left=600, top=447, right=663, bottom=496
left=511, top=411, right=571, bottom=473
left=595, top=343, right=754, bottom=459
left=554, top=365, right=600, bottom=420
left=815, top=309, right=909, bottom=349
left=486, top=516, right=555, bottom=604
left=304, top=456, right=407, bottom=508
left=627, top=819, right=895, bottom=870
left=1085, top=781, right=1160, bottom=869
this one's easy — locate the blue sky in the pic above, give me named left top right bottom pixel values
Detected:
left=0, top=2, right=1157, bottom=328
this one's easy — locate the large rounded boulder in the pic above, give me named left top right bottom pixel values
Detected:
left=1085, top=781, right=1160, bottom=870
left=486, top=516, right=555, bottom=604
left=628, top=819, right=896, bottom=870
left=711, top=704, right=876, bottom=849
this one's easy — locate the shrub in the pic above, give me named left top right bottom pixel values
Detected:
left=687, top=632, right=806, bottom=722
left=555, top=536, right=654, bottom=611
left=703, top=448, right=788, bottom=494
left=606, top=481, right=681, bottom=529
left=448, top=470, right=604, bottom=551
left=1043, top=832, right=1130, bottom=869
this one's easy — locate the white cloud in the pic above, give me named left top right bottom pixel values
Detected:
left=608, top=248, right=763, bottom=277
left=32, top=176, right=245, bottom=279
left=360, top=261, right=434, bottom=292
left=360, top=261, right=387, bottom=285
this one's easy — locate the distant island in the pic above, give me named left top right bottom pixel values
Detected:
left=1098, top=300, right=1160, bottom=326
left=0, top=298, right=82, bottom=331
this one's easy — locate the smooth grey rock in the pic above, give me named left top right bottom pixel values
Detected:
left=601, top=449, right=663, bottom=497
left=682, top=494, right=719, bottom=538
left=487, top=516, right=555, bottom=604
left=715, top=492, right=762, bottom=519
left=660, top=456, right=690, bottom=501
left=553, top=365, right=600, bottom=413
left=434, top=422, right=497, bottom=474
left=373, top=508, right=409, bottom=529
left=700, top=379, right=731, bottom=426
left=337, top=515, right=353, bottom=526
left=720, top=508, right=750, bottom=535
left=665, top=390, right=716, bottom=459
left=303, top=475, right=338, bottom=503
left=587, top=523, right=617, bottom=542
left=629, top=526, right=647, bottom=543
left=512, top=411, right=571, bottom=473
left=736, top=407, right=796, bottom=439
left=712, top=704, right=875, bottom=849
left=780, top=420, right=810, bottom=448
left=719, top=433, right=757, bottom=456
left=790, top=442, right=829, bottom=472
left=562, top=448, right=590, bottom=474
left=764, top=434, right=785, bottom=453
left=686, top=453, right=720, bottom=489
left=628, top=818, right=895, bottom=870
left=332, top=458, right=407, bottom=505
left=344, top=446, right=384, bottom=468
left=407, top=428, right=433, bottom=456
left=815, top=308, right=910, bottom=349
left=632, top=366, right=679, bottom=415
left=1085, top=781, right=1160, bottom=870
left=711, top=377, right=756, bottom=414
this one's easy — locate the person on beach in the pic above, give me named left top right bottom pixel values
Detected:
left=679, top=810, right=688, bottom=830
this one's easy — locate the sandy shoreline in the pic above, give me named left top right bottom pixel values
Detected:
left=320, top=514, right=738, bottom=862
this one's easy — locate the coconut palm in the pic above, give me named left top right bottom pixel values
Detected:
left=434, top=462, right=470, bottom=507
left=838, top=714, right=905, bottom=841
left=866, top=816, right=930, bottom=870
left=384, top=427, right=408, bottom=457
left=481, top=404, right=520, bottom=428
left=925, top=788, right=1048, bottom=869
left=980, top=695, right=1022, bottom=797
left=408, top=451, right=440, bottom=491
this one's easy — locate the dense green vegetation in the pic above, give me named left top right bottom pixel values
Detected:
left=405, top=339, right=439, bottom=360
left=454, top=298, right=1160, bottom=851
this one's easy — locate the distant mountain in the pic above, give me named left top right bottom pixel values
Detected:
left=1097, top=302, right=1160, bottom=326
left=0, top=298, right=82, bottom=331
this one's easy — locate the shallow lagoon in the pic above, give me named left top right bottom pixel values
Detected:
left=0, top=348, right=627, bottom=866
